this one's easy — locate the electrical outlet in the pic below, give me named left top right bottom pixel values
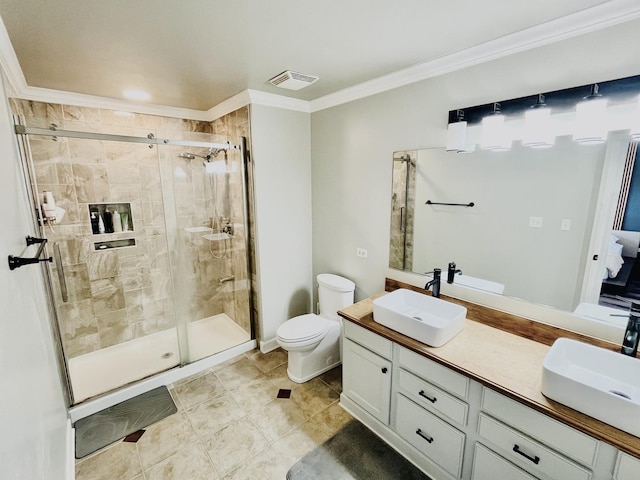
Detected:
left=356, top=248, right=368, bottom=258
left=529, top=216, right=543, bottom=228
left=561, top=219, right=571, bottom=231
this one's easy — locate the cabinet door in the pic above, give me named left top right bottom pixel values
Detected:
left=343, top=338, right=392, bottom=424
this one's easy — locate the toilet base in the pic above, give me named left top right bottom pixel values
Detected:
left=284, top=323, right=341, bottom=383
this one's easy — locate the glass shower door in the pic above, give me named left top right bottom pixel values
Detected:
left=160, top=140, right=252, bottom=364
left=25, top=134, right=182, bottom=403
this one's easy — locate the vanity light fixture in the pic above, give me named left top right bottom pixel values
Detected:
left=446, top=110, right=473, bottom=153
left=480, top=103, right=511, bottom=151
left=523, top=94, right=554, bottom=149
left=573, top=84, right=608, bottom=145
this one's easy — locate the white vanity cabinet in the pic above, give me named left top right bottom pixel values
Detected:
left=340, top=318, right=640, bottom=480
left=342, top=322, right=393, bottom=424
left=614, top=452, right=640, bottom=480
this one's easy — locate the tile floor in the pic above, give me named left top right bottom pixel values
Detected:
left=75, top=348, right=353, bottom=480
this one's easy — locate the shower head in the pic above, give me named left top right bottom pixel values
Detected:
left=179, top=152, right=196, bottom=160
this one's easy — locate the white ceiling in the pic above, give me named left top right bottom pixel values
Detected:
left=0, top=0, right=638, bottom=112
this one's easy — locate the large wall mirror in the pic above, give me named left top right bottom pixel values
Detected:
left=389, top=134, right=640, bottom=329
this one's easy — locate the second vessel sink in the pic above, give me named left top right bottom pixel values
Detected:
left=372, top=289, right=466, bottom=347
left=541, top=337, right=640, bottom=436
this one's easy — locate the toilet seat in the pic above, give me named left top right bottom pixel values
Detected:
left=276, top=314, right=329, bottom=344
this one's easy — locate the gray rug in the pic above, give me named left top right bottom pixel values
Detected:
left=287, top=420, right=431, bottom=480
left=74, top=386, right=177, bottom=458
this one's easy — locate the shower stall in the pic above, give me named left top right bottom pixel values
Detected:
left=12, top=110, right=255, bottom=406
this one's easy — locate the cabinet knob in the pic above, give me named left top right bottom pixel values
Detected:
left=381, top=367, right=388, bottom=374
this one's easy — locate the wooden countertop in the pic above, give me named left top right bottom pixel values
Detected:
left=338, top=284, right=640, bottom=459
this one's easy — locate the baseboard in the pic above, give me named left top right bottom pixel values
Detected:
left=259, top=337, right=280, bottom=353
left=67, top=418, right=75, bottom=480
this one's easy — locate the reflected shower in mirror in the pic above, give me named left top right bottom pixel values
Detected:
left=389, top=135, right=640, bottom=321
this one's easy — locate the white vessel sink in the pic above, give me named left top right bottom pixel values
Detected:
left=541, top=337, right=640, bottom=436
left=453, top=274, right=504, bottom=294
left=372, top=289, right=466, bottom=347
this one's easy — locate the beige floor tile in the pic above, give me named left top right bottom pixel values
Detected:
left=319, top=365, right=342, bottom=393
left=145, top=442, right=219, bottom=480
left=248, top=396, right=308, bottom=442
left=202, top=417, right=270, bottom=475
left=221, top=447, right=297, bottom=480
left=228, top=374, right=281, bottom=410
left=136, top=412, right=196, bottom=470
left=244, top=348, right=288, bottom=373
left=271, top=417, right=333, bottom=463
left=76, top=441, right=142, bottom=480
left=214, top=357, right=262, bottom=390
left=172, top=370, right=226, bottom=409
left=263, top=363, right=299, bottom=391
left=186, top=393, right=247, bottom=437
left=310, top=401, right=354, bottom=436
left=290, top=377, right=340, bottom=417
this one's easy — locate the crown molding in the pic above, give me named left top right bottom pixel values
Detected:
left=309, top=0, right=640, bottom=112
left=2, top=1, right=640, bottom=118
left=247, top=90, right=311, bottom=113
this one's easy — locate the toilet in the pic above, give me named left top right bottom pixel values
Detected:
left=276, top=273, right=355, bottom=383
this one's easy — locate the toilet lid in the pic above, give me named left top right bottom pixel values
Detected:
left=277, top=314, right=329, bottom=342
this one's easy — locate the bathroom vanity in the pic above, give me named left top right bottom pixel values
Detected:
left=338, top=280, right=640, bottom=480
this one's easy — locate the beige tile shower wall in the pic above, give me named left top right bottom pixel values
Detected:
left=10, top=99, right=253, bottom=359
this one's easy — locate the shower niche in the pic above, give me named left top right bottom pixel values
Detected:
left=89, top=203, right=136, bottom=250
left=89, top=202, right=133, bottom=234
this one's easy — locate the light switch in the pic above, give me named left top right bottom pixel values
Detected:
left=529, top=216, right=543, bottom=228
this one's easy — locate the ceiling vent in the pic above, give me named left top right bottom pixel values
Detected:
left=268, top=70, right=319, bottom=90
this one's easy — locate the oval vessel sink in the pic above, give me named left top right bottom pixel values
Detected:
left=372, top=289, right=466, bottom=347
left=541, top=337, right=640, bottom=437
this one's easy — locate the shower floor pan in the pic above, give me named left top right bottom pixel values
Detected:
left=68, top=313, right=250, bottom=403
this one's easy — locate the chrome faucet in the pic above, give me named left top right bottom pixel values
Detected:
left=621, top=301, right=640, bottom=356
left=447, top=262, right=462, bottom=284
left=425, top=268, right=442, bottom=298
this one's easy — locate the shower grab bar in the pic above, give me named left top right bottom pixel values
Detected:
left=8, top=235, right=52, bottom=270
left=53, top=243, right=68, bottom=303
left=426, top=200, right=475, bottom=207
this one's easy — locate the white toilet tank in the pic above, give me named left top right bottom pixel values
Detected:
left=317, top=274, right=355, bottom=320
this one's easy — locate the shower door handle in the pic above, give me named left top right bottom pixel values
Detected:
left=53, top=243, right=68, bottom=303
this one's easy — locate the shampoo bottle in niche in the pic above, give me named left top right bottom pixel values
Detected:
left=98, top=213, right=105, bottom=233
left=103, top=209, right=114, bottom=233
left=112, top=209, right=122, bottom=232
left=90, top=211, right=100, bottom=234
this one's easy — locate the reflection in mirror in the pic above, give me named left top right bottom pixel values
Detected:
left=389, top=136, right=640, bottom=323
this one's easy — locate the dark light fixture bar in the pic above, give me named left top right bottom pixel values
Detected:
left=447, top=74, right=640, bottom=126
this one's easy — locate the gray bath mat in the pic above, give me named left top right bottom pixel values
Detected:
left=287, top=420, right=431, bottom=479
left=74, top=386, right=177, bottom=458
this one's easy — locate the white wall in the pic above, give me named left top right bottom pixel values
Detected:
left=311, top=18, right=640, bottom=304
left=0, top=76, right=69, bottom=478
left=250, top=104, right=313, bottom=350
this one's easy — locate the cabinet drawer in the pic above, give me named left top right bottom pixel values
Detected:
left=478, top=413, right=591, bottom=480
left=615, top=451, right=640, bottom=480
left=472, top=443, right=538, bottom=480
left=395, top=394, right=465, bottom=478
left=343, top=321, right=392, bottom=359
left=482, top=388, right=598, bottom=467
left=398, top=346, right=468, bottom=399
left=398, top=368, right=468, bottom=427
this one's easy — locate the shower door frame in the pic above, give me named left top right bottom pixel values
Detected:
left=14, top=122, right=256, bottom=406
